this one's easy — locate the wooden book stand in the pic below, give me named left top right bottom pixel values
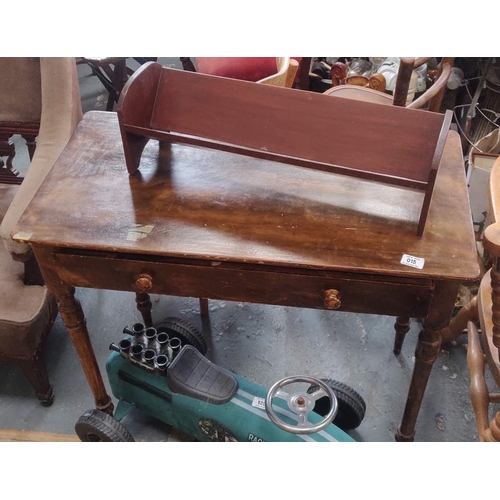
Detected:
left=117, top=62, right=452, bottom=236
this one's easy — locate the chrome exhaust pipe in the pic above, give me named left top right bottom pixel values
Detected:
left=109, top=338, right=132, bottom=356
left=123, top=322, right=145, bottom=338
left=143, top=348, right=156, bottom=365
left=145, top=327, right=157, bottom=347
left=109, top=342, right=120, bottom=353
left=131, top=343, right=144, bottom=360
left=117, top=338, right=132, bottom=357
left=156, top=332, right=169, bottom=353
left=154, top=354, right=169, bottom=373
left=167, top=337, right=182, bottom=362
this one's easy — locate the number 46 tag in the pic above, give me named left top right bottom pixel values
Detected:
left=401, top=254, right=425, bottom=269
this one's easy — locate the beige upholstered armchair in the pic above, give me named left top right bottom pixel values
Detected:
left=0, top=57, right=82, bottom=405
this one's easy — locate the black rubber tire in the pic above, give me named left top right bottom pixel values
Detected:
left=75, top=409, right=135, bottom=442
left=307, top=378, right=366, bottom=431
left=156, top=317, right=207, bottom=355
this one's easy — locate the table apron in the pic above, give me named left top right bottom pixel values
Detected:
left=51, top=253, right=435, bottom=318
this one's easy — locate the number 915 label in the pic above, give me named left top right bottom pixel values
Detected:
left=401, top=254, right=425, bottom=269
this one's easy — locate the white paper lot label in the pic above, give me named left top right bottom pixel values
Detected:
left=252, top=397, right=266, bottom=410
left=401, top=254, right=425, bottom=269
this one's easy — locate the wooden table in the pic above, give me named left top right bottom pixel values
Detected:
left=13, top=111, right=480, bottom=441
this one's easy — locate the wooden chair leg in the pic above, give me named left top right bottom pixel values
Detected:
left=467, top=320, right=490, bottom=438
left=297, top=57, right=312, bottom=90
left=180, top=57, right=196, bottom=72
left=18, top=348, right=54, bottom=406
left=106, top=92, right=116, bottom=112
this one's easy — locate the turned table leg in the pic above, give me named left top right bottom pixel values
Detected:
left=57, top=286, right=114, bottom=414
left=396, top=281, right=460, bottom=441
left=393, top=316, right=411, bottom=354
left=32, top=246, right=114, bottom=414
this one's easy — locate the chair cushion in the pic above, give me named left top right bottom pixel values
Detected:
left=196, top=57, right=302, bottom=83
left=0, top=244, right=55, bottom=357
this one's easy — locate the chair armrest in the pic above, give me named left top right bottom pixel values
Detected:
left=0, top=57, right=82, bottom=256
left=408, top=58, right=453, bottom=111
left=10, top=249, right=45, bottom=286
left=483, top=156, right=500, bottom=257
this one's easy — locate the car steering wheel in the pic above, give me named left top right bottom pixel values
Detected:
left=265, top=375, right=338, bottom=434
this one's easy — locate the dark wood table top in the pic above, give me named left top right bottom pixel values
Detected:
left=14, top=110, right=479, bottom=283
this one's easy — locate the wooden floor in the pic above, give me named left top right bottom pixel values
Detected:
left=0, top=429, right=80, bottom=442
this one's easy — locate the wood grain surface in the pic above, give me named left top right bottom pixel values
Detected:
left=13, top=111, right=479, bottom=282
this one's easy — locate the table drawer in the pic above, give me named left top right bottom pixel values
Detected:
left=53, top=253, right=434, bottom=318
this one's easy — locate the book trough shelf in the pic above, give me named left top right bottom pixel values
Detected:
left=116, top=62, right=453, bottom=236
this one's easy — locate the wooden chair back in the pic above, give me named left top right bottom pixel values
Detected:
left=393, top=57, right=454, bottom=111
left=468, top=155, right=500, bottom=440
left=443, top=155, right=500, bottom=441
left=326, top=57, right=454, bottom=112
left=329, top=60, right=386, bottom=92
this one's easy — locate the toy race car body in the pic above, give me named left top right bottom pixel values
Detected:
left=75, top=318, right=364, bottom=442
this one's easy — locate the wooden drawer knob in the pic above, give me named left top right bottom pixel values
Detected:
left=324, top=289, right=341, bottom=310
left=135, top=274, right=153, bottom=292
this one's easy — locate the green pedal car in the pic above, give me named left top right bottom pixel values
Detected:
left=75, top=318, right=366, bottom=442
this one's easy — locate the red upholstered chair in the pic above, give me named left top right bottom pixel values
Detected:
left=181, top=57, right=311, bottom=89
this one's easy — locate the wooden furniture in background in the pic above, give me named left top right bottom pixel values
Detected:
left=78, top=57, right=128, bottom=111
left=117, top=62, right=452, bottom=236
left=393, top=57, right=454, bottom=111
left=345, top=72, right=386, bottom=91
left=325, top=57, right=454, bottom=112
left=439, top=155, right=500, bottom=441
left=324, top=60, right=386, bottom=92
left=12, top=111, right=479, bottom=440
left=77, top=57, right=158, bottom=111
